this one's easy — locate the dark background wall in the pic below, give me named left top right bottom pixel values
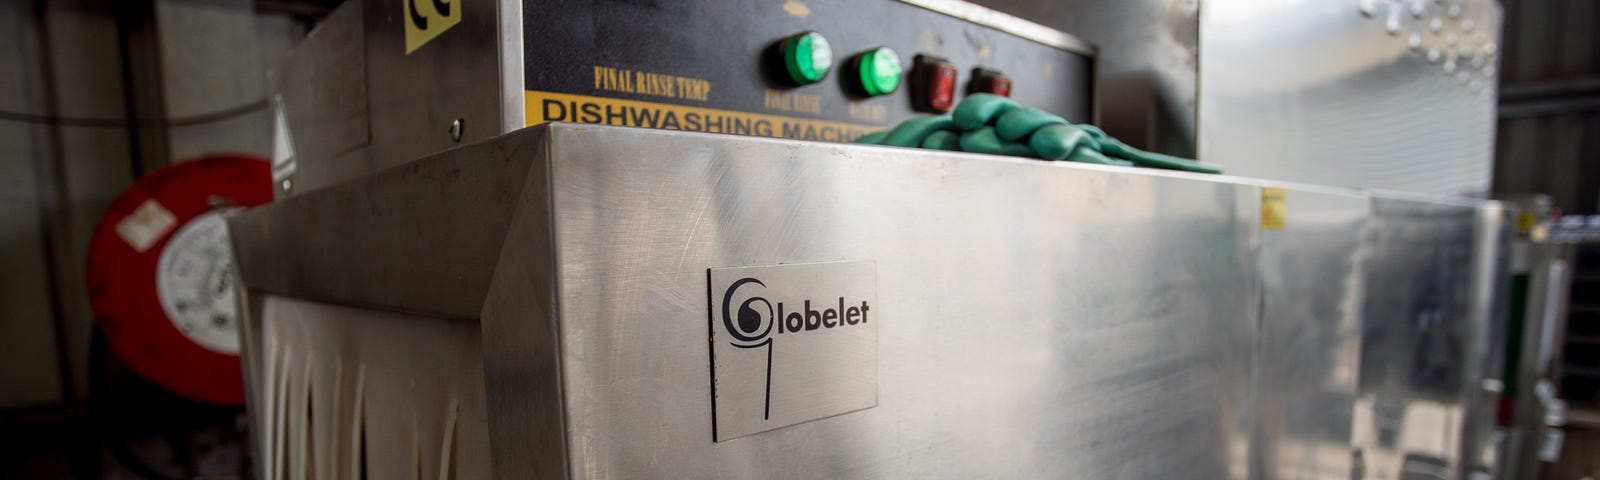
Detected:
left=1495, top=0, right=1599, bottom=215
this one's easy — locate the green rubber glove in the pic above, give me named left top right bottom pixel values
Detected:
left=1067, top=148, right=1134, bottom=167
left=921, top=130, right=961, bottom=151
left=855, top=131, right=889, bottom=145
left=1029, top=124, right=1100, bottom=161
left=1079, top=125, right=1224, bottom=174
left=855, top=94, right=1221, bottom=174
left=952, top=94, right=1019, bottom=130
left=959, top=126, right=1035, bottom=157
left=881, top=115, right=958, bottom=147
left=995, top=107, right=1066, bottom=141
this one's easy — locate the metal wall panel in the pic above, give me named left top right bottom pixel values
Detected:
left=970, top=0, right=1200, bottom=156
left=238, top=125, right=1262, bottom=478
left=271, top=0, right=370, bottom=197
left=0, top=0, right=66, bottom=409
left=362, top=0, right=505, bottom=177
left=498, top=126, right=1261, bottom=478
left=1352, top=195, right=1501, bottom=480
left=156, top=0, right=277, bottom=161
left=1252, top=184, right=1369, bottom=480
left=1199, top=0, right=1501, bottom=196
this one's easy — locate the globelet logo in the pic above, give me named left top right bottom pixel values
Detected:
left=708, top=260, right=876, bottom=441
left=720, top=277, right=872, bottom=420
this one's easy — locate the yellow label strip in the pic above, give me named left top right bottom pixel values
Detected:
left=1261, top=187, right=1287, bottom=230
left=525, top=90, right=884, bottom=143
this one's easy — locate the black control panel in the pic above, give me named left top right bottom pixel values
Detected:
left=521, top=0, right=1094, bottom=142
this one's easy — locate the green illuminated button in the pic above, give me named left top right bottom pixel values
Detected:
left=780, top=31, right=833, bottom=86
left=852, top=47, right=902, bottom=96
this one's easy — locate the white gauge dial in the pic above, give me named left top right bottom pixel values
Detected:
left=155, top=208, right=241, bottom=355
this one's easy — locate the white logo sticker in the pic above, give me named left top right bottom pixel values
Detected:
left=708, top=260, right=877, bottom=441
left=115, top=199, right=178, bottom=253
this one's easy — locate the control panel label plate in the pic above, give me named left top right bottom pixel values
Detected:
left=527, top=90, right=882, bottom=142
left=708, top=260, right=877, bottom=441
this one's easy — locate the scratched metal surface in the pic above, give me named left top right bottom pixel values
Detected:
left=1249, top=182, right=1369, bottom=480
left=490, top=124, right=1260, bottom=478
left=231, top=124, right=1510, bottom=479
left=1199, top=0, right=1500, bottom=196
left=1351, top=194, right=1503, bottom=480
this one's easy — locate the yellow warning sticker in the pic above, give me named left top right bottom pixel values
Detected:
left=1516, top=210, right=1539, bottom=234
left=526, top=90, right=883, bottom=142
left=403, top=0, right=460, bottom=55
left=1261, top=187, right=1287, bottom=230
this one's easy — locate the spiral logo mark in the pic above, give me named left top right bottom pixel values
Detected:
left=721, top=277, right=776, bottom=419
left=721, top=278, right=774, bottom=348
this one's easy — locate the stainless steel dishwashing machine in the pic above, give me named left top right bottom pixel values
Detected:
left=230, top=123, right=1506, bottom=479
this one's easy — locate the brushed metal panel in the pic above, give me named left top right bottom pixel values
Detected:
left=272, top=0, right=370, bottom=197
left=1252, top=183, right=1369, bottom=480
left=516, top=124, right=1260, bottom=478
left=969, top=0, right=1199, bottom=156
left=1200, top=0, right=1501, bottom=196
left=1353, top=194, right=1499, bottom=480
left=364, top=0, right=507, bottom=181
left=232, top=124, right=1512, bottom=478
left=1462, top=202, right=1508, bottom=479
left=900, top=0, right=1097, bottom=56
left=475, top=139, right=567, bottom=479
left=229, top=129, right=540, bottom=320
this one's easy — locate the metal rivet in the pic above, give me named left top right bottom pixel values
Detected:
left=281, top=179, right=292, bottom=191
left=1447, top=4, right=1461, bottom=18
left=1446, top=33, right=1459, bottom=45
left=1359, top=0, right=1378, bottom=17
left=449, top=118, right=465, bottom=143
left=1430, top=17, right=1444, bottom=33
left=1462, top=19, right=1474, bottom=32
left=1408, top=33, right=1423, bottom=49
left=1427, top=48, right=1443, bottom=63
left=1386, top=10, right=1403, bottom=35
